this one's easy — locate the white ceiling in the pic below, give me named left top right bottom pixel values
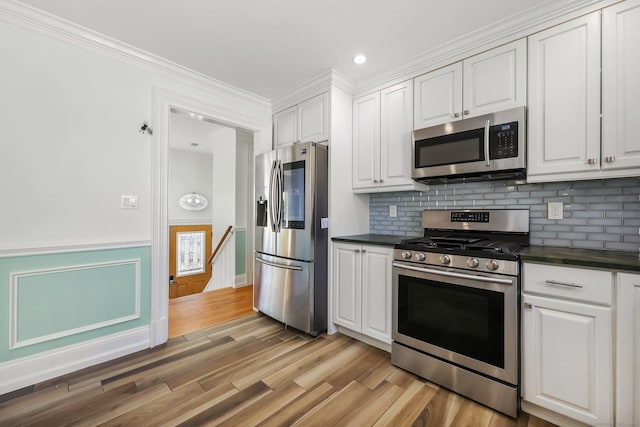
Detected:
left=19, top=0, right=566, bottom=100
left=169, top=111, right=227, bottom=155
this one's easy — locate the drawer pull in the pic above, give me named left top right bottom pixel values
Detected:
left=545, top=279, right=583, bottom=289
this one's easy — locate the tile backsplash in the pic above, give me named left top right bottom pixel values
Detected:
left=369, top=177, right=640, bottom=252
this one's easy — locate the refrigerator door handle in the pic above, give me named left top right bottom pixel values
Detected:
left=255, top=256, right=303, bottom=271
left=275, top=160, right=284, bottom=233
left=269, top=160, right=278, bottom=233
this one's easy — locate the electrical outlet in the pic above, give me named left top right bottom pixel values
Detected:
left=121, top=195, right=138, bottom=209
left=389, top=205, right=397, bottom=217
left=548, top=201, right=563, bottom=220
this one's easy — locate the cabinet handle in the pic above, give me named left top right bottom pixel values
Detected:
left=545, top=279, right=583, bottom=289
left=463, top=110, right=470, bottom=115
left=587, top=158, right=598, bottom=165
left=362, top=249, right=367, bottom=253
left=524, top=303, right=532, bottom=309
left=354, top=249, right=360, bottom=253
left=605, top=156, right=616, bottom=163
left=454, top=112, right=460, bottom=118
left=373, top=179, right=379, bottom=183
left=379, top=179, right=383, bottom=183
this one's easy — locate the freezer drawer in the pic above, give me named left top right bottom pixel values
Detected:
left=254, top=253, right=317, bottom=334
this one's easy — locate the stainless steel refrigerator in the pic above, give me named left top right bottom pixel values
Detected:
left=254, top=141, right=328, bottom=336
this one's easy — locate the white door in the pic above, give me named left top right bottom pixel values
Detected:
left=352, top=92, right=380, bottom=189
left=333, top=243, right=361, bottom=332
left=273, top=106, right=297, bottom=147
left=380, top=80, right=413, bottom=188
left=522, top=294, right=613, bottom=425
left=361, top=246, right=393, bottom=344
left=602, top=0, right=640, bottom=171
left=527, top=12, right=601, bottom=178
left=413, top=62, right=462, bottom=129
left=463, top=39, right=526, bottom=118
left=616, top=273, right=640, bottom=427
left=298, top=92, right=329, bottom=143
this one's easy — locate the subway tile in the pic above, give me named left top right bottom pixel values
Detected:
left=605, top=226, right=638, bottom=235
left=558, top=232, right=588, bottom=241
left=605, top=242, right=640, bottom=251
left=572, top=240, right=605, bottom=250
left=543, top=239, right=572, bottom=247
left=588, top=218, right=622, bottom=226
left=588, top=233, right=620, bottom=242
left=573, top=226, right=604, bottom=233
left=543, top=225, right=572, bottom=232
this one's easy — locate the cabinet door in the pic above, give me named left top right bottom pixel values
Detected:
left=352, top=92, right=380, bottom=189
left=522, top=294, right=612, bottom=425
left=298, top=92, right=329, bottom=143
left=527, top=12, right=601, bottom=178
left=333, top=243, right=361, bottom=331
left=602, top=0, right=640, bottom=171
left=463, top=39, right=526, bottom=118
left=616, top=273, right=640, bottom=427
left=380, top=80, right=413, bottom=188
left=361, top=246, right=393, bottom=344
left=413, top=62, right=462, bottom=129
left=273, top=106, right=297, bottom=147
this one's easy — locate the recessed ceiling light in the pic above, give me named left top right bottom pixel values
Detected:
left=353, top=54, right=367, bottom=65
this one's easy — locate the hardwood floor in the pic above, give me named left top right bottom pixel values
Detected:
left=169, top=285, right=255, bottom=338
left=0, top=314, right=557, bottom=427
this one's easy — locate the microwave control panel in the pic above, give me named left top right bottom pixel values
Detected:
left=491, top=122, right=518, bottom=159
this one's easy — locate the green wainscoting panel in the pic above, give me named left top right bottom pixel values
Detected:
left=235, top=231, right=246, bottom=275
left=0, top=246, right=150, bottom=362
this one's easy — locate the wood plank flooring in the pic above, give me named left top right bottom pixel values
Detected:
left=169, top=285, right=255, bottom=338
left=0, top=314, right=558, bottom=426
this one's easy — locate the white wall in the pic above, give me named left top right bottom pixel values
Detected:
left=168, top=149, right=213, bottom=224
left=0, top=9, right=271, bottom=252
left=235, top=130, right=252, bottom=229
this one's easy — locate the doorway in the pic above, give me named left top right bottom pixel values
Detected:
left=167, top=108, right=255, bottom=337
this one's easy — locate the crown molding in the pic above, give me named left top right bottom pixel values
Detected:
left=353, top=0, right=619, bottom=95
left=0, top=0, right=271, bottom=109
left=272, top=68, right=355, bottom=113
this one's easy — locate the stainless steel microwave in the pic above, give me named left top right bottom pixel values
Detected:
left=412, top=107, right=526, bottom=183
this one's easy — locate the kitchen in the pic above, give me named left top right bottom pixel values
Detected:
left=1, top=0, right=639, bottom=425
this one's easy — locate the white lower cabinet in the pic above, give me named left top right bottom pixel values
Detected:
left=522, top=263, right=613, bottom=426
left=333, top=242, right=393, bottom=345
left=616, top=273, right=640, bottom=427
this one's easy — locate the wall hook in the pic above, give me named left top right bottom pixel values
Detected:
left=139, top=122, right=153, bottom=135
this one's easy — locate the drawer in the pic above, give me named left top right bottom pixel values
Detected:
left=522, top=262, right=613, bottom=305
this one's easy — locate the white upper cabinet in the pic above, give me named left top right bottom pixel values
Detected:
left=414, top=63, right=462, bottom=129
left=463, top=39, right=526, bottom=118
left=527, top=12, right=601, bottom=180
left=602, top=0, right=640, bottom=171
left=273, top=92, right=328, bottom=147
left=414, top=39, right=526, bottom=129
left=352, top=91, right=380, bottom=189
left=353, top=80, right=428, bottom=193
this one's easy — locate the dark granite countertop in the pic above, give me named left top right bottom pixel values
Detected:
left=521, top=246, right=640, bottom=272
left=331, top=234, right=406, bottom=247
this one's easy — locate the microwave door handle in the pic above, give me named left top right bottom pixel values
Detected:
left=484, top=119, right=491, bottom=167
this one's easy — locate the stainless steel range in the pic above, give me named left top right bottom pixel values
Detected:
left=391, top=209, right=529, bottom=418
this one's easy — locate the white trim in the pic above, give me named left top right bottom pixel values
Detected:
left=0, top=326, right=149, bottom=395
left=336, top=326, right=391, bottom=353
left=353, top=0, right=619, bottom=96
left=168, top=219, right=213, bottom=226
left=0, top=240, right=151, bottom=258
left=0, top=0, right=270, bottom=109
left=235, top=274, right=248, bottom=287
left=9, top=259, right=142, bottom=349
left=272, top=69, right=354, bottom=113
left=151, top=87, right=272, bottom=348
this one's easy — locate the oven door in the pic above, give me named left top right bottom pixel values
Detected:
left=392, top=260, right=518, bottom=385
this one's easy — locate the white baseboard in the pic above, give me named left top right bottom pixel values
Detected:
left=0, top=326, right=150, bottom=395
left=336, top=326, right=391, bottom=353
left=234, top=274, right=248, bottom=287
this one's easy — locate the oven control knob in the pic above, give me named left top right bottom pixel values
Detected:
left=439, top=255, right=451, bottom=265
left=401, top=251, right=412, bottom=260
left=467, top=258, right=479, bottom=268
left=486, top=260, right=500, bottom=271
left=415, top=252, right=426, bottom=261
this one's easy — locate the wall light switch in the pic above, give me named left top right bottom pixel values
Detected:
left=548, top=201, right=563, bottom=220
left=389, top=205, right=397, bottom=217
left=121, top=195, right=139, bottom=209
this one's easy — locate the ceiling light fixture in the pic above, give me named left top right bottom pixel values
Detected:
left=179, top=192, right=208, bottom=210
left=353, top=54, right=367, bottom=65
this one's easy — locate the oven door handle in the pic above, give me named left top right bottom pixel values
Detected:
left=393, top=262, right=514, bottom=285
